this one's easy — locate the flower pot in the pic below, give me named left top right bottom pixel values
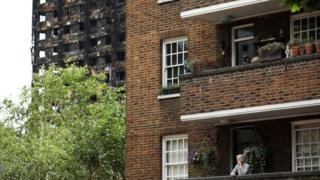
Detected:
left=304, top=43, right=314, bottom=55
left=299, top=46, right=305, bottom=56
left=315, top=42, right=320, bottom=53
left=290, top=45, right=299, bottom=57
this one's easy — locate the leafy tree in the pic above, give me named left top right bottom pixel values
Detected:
left=282, top=0, right=320, bottom=12
left=0, top=64, right=125, bottom=179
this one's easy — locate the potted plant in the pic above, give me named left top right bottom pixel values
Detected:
left=185, top=59, right=205, bottom=74
left=304, top=39, right=314, bottom=55
left=315, top=39, right=320, bottom=53
left=288, top=40, right=300, bottom=57
left=159, top=85, right=180, bottom=95
left=258, top=42, right=285, bottom=60
left=189, top=147, right=216, bottom=167
left=243, top=145, right=267, bottom=174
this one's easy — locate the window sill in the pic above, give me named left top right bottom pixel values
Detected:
left=158, top=93, right=180, bottom=100
left=157, top=0, right=174, bottom=4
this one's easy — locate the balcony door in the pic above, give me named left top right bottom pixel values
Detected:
left=231, top=127, right=257, bottom=168
left=232, top=24, right=255, bottom=66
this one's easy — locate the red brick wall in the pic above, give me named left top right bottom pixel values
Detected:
left=181, top=0, right=236, bottom=11
left=125, top=0, right=220, bottom=179
left=180, top=58, right=320, bottom=115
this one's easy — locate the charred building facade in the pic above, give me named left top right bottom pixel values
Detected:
left=32, top=0, right=126, bottom=86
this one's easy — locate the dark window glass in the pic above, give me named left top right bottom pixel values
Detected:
left=79, top=22, right=85, bottom=31
left=64, top=26, right=70, bottom=34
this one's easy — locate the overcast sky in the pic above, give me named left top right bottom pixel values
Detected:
left=0, top=0, right=32, bottom=102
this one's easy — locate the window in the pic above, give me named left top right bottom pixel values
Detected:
left=39, top=14, right=46, bottom=22
left=293, top=122, right=320, bottom=172
left=90, top=19, right=97, bottom=28
left=40, top=0, right=46, bottom=5
left=79, top=41, right=85, bottom=50
left=53, top=46, right=58, bottom=56
left=39, top=32, right=46, bottom=40
left=64, top=44, right=70, bottom=52
left=90, top=38, right=97, bottom=47
left=53, top=28, right=59, bottom=36
left=291, top=12, right=320, bottom=41
left=64, top=26, right=70, bottom=34
left=162, top=134, right=188, bottom=180
left=232, top=24, right=255, bottom=66
left=64, top=7, right=70, bottom=16
left=39, top=50, right=46, bottom=58
left=79, top=22, right=85, bottom=31
left=162, top=37, right=188, bottom=88
left=106, top=35, right=111, bottom=45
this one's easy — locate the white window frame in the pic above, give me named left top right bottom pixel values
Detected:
left=290, top=11, right=320, bottom=42
left=39, top=50, right=46, bottom=58
left=40, top=0, right=46, bottom=5
left=231, top=23, right=254, bottom=67
left=157, top=0, right=174, bottom=4
left=291, top=119, right=320, bottom=172
left=162, top=37, right=188, bottom=88
left=162, top=134, right=188, bottom=180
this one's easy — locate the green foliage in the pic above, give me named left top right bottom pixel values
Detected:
left=282, top=0, right=320, bottom=12
left=0, top=64, right=125, bottom=179
left=258, top=42, right=285, bottom=53
left=190, top=148, right=216, bottom=167
left=243, top=145, right=267, bottom=174
left=159, top=85, right=180, bottom=95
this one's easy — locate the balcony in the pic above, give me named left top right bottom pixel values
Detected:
left=180, top=55, right=320, bottom=124
left=183, top=171, right=320, bottom=180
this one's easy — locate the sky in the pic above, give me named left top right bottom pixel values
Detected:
left=0, top=0, right=33, bottom=102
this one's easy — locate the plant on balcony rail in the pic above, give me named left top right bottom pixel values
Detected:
left=258, top=42, right=285, bottom=60
left=243, top=145, right=267, bottom=174
left=189, top=147, right=216, bottom=167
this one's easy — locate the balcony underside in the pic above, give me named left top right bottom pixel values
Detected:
left=181, top=0, right=288, bottom=23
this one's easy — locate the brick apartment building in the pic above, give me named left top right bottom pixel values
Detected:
left=32, top=0, right=126, bottom=86
left=126, top=0, right=320, bottom=179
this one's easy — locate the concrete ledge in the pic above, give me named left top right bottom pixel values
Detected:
left=183, top=171, right=320, bottom=180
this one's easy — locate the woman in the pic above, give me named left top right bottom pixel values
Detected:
left=230, top=154, right=249, bottom=176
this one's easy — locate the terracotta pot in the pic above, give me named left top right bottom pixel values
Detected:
left=304, top=43, right=314, bottom=55
left=315, top=42, right=320, bottom=53
left=290, top=45, right=300, bottom=57
left=299, top=46, right=305, bottom=56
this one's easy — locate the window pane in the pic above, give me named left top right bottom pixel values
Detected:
left=178, top=139, right=184, bottom=150
left=296, top=145, right=303, bottom=157
left=312, top=158, right=319, bottom=166
left=167, top=68, right=172, bottom=78
left=167, top=166, right=172, bottom=176
left=172, top=55, right=177, bottom=65
left=306, top=158, right=312, bottom=166
left=311, top=144, right=317, bottom=156
left=310, top=17, right=316, bottom=29
left=317, top=30, right=320, bottom=41
left=297, top=159, right=304, bottom=167
left=302, top=18, right=308, bottom=31
left=166, top=44, right=171, bottom=54
left=184, top=139, right=188, bottom=150
left=173, top=67, right=179, bottom=77
left=173, top=166, right=178, bottom=176
left=179, top=66, right=185, bottom=75
left=236, top=39, right=255, bottom=65
left=172, top=43, right=177, bottom=53
left=173, top=79, right=179, bottom=86
left=184, top=41, right=188, bottom=51
left=166, top=141, right=171, bottom=151
left=172, top=140, right=177, bottom=151
left=166, top=56, right=171, bottom=66
left=309, top=30, right=316, bottom=40
left=303, top=130, right=311, bottom=143
left=235, top=26, right=254, bottom=39
left=303, top=144, right=311, bottom=157
left=166, top=152, right=170, bottom=163
left=294, top=33, right=301, bottom=41
left=294, top=20, right=300, bottom=32
left=311, top=130, right=317, bottom=142
left=297, top=131, right=303, bottom=143
left=178, top=151, right=184, bottom=162
left=317, top=16, right=320, bottom=28
left=178, top=41, right=183, bottom=52
left=178, top=54, right=183, bottom=64
left=179, top=165, right=185, bottom=176
left=302, top=31, right=308, bottom=40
